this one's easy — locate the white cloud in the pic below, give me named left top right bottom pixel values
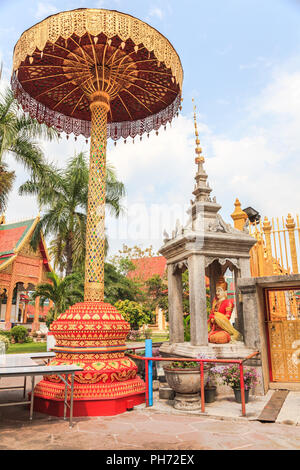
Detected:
left=149, top=7, right=164, bottom=20
left=240, top=56, right=273, bottom=71
left=35, top=2, right=58, bottom=20
left=5, top=59, right=300, bottom=256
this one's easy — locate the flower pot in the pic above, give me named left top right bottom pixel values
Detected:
left=163, top=365, right=209, bottom=411
left=233, top=388, right=250, bottom=404
left=204, top=386, right=217, bottom=403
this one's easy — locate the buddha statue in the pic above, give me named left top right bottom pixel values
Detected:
left=208, top=276, right=242, bottom=344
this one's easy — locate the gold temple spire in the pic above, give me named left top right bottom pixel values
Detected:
left=192, top=99, right=205, bottom=164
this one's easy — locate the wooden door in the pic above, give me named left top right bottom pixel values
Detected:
left=266, top=288, right=300, bottom=382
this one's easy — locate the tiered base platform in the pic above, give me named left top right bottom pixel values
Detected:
left=33, top=301, right=146, bottom=416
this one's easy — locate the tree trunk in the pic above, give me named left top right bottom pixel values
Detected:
left=65, top=232, right=73, bottom=276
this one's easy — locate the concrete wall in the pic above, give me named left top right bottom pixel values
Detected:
left=238, top=274, right=300, bottom=393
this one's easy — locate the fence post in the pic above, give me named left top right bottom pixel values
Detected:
left=286, top=214, right=299, bottom=274
left=145, top=339, right=153, bottom=407
left=145, top=358, right=149, bottom=407
left=263, top=216, right=273, bottom=259
left=200, top=361, right=205, bottom=413
left=239, top=363, right=246, bottom=417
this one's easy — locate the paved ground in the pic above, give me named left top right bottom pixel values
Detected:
left=0, top=378, right=300, bottom=450
left=153, top=388, right=300, bottom=425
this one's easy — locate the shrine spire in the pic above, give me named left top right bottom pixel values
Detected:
left=192, top=98, right=205, bottom=165
left=191, top=99, right=212, bottom=202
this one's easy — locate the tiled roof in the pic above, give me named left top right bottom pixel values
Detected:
left=127, top=256, right=212, bottom=287
left=127, top=256, right=167, bottom=282
left=0, top=219, right=36, bottom=256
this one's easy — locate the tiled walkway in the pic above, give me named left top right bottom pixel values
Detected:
left=0, top=374, right=299, bottom=450
left=0, top=390, right=299, bottom=450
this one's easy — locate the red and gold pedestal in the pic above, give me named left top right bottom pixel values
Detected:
left=33, top=301, right=145, bottom=417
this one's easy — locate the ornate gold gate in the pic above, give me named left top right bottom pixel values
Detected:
left=266, top=288, right=300, bottom=382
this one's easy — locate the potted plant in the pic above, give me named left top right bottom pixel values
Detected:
left=163, top=357, right=210, bottom=410
left=204, top=367, right=218, bottom=403
left=218, top=364, right=259, bottom=403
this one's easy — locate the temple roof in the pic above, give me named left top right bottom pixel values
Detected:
left=127, top=256, right=167, bottom=282
left=0, top=217, right=51, bottom=272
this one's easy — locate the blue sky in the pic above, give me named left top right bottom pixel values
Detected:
left=1, top=0, right=300, bottom=255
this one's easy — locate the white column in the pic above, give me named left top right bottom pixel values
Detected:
left=167, top=264, right=184, bottom=343
left=188, top=254, right=208, bottom=346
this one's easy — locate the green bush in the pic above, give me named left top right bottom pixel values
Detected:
left=183, top=314, right=190, bottom=342
left=10, top=325, right=29, bottom=344
left=168, top=361, right=199, bottom=369
left=0, top=330, right=12, bottom=340
left=115, top=300, right=150, bottom=330
left=0, top=334, right=10, bottom=351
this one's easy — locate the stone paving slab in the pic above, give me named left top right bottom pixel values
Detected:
left=276, top=392, right=300, bottom=425
left=0, top=403, right=300, bottom=450
left=0, top=376, right=300, bottom=450
left=148, top=390, right=274, bottom=422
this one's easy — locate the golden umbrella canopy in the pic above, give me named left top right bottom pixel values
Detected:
left=12, top=8, right=183, bottom=303
left=12, top=8, right=183, bottom=140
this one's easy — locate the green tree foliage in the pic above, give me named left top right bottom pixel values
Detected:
left=104, top=262, right=144, bottom=305
left=115, top=299, right=151, bottom=330
left=32, top=272, right=84, bottom=327
left=35, top=263, right=143, bottom=326
left=144, top=274, right=168, bottom=321
left=0, top=163, right=14, bottom=213
left=19, top=152, right=125, bottom=276
left=0, top=85, right=57, bottom=212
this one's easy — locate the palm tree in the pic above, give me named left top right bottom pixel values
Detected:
left=0, top=85, right=57, bottom=212
left=0, top=163, right=14, bottom=212
left=19, top=151, right=125, bottom=275
left=32, top=271, right=84, bottom=326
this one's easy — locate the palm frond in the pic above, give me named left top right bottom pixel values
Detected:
left=0, top=164, right=15, bottom=212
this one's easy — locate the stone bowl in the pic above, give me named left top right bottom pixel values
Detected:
left=163, top=365, right=210, bottom=411
left=163, top=365, right=209, bottom=395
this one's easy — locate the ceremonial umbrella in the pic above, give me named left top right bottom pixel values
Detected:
left=12, top=8, right=183, bottom=416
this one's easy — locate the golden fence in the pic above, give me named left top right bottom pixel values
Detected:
left=231, top=199, right=300, bottom=277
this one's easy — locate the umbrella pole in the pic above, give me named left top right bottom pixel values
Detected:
left=84, top=91, right=110, bottom=303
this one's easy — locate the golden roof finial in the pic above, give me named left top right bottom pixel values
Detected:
left=192, top=99, right=205, bottom=164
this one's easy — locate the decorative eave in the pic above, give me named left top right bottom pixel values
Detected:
left=160, top=228, right=257, bottom=264
left=13, top=215, right=40, bottom=255
left=39, top=232, right=52, bottom=272
left=0, top=254, right=17, bottom=271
